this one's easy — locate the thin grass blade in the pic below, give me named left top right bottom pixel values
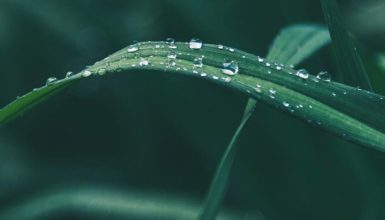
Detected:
left=321, top=0, right=373, bottom=91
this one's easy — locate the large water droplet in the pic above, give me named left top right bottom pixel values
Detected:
left=316, top=71, right=331, bottom=82
left=221, top=60, right=239, bottom=75
left=46, top=77, right=57, bottom=85
left=189, top=38, right=202, bottom=49
left=127, top=44, right=139, bottom=52
left=193, top=57, right=203, bottom=68
left=139, top=58, right=149, bottom=66
left=296, top=69, right=309, bottom=79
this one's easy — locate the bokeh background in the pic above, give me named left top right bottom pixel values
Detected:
left=1, top=0, right=385, bottom=219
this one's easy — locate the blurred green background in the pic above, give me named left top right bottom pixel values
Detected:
left=1, top=0, right=385, bottom=219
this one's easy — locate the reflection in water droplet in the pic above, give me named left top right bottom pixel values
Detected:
left=316, top=71, right=331, bottom=82
left=189, top=38, right=202, bottom=49
left=221, top=60, right=239, bottom=75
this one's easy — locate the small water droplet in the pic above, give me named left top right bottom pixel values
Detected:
left=212, top=76, right=219, bottom=80
left=65, top=71, right=73, bottom=78
left=296, top=69, right=309, bottom=79
left=228, top=48, right=234, bottom=52
left=166, top=38, right=177, bottom=48
left=189, top=38, right=202, bottom=49
left=276, top=66, right=282, bottom=70
left=282, top=101, right=290, bottom=107
left=269, top=88, right=276, bottom=99
left=139, top=58, right=149, bottom=66
left=316, top=71, right=331, bottom=82
left=97, top=68, right=107, bottom=76
left=193, top=57, right=203, bottom=68
left=82, top=70, right=92, bottom=77
left=257, top=57, right=264, bottom=62
left=127, top=44, right=139, bottom=52
left=265, top=62, right=271, bottom=67
left=221, top=76, right=232, bottom=82
left=221, top=60, right=239, bottom=75
left=218, top=45, right=224, bottom=49
left=200, top=73, right=207, bottom=77
left=46, top=77, right=57, bottom=85
left=332, top=92, right=337, bottom=97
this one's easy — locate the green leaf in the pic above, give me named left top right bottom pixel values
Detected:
left=198, top=23, right=332, bottom=220
left=266, top=24, right=331, bottom=66
left=1, top=41, right=385, bottom=152
left=321, top=0, right=373, bottom=91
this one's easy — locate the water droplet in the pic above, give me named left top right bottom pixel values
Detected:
left=65, top=71, right=73, bottom=78
left=218, top=45, right=224, bottom=49
left=127, top=44, right=139, bottom=52
left=139, top=58, right=149, bottom=66
left=265, top=62, right=271, bottom=67
left=257, top=57, right=264, bottom=62
left=82, top=70, right=92, bottom=77
left=193, top=57, right=203, bottom=68
left=221, top=60, right=239, bottom=75
left=222, top=76, right=232, bottom=82
left=282, top=101, right=290, bottom=107
left=316, top=71, right=331, bottom=82
left=97, top=68, right=107, bottom=76
left=167, top=51, right=177, bottom=59
left=166, top=38, right=177, bottom=48
left=228, top=48, right=234, bottom=52
left=276, top=66, right=282, bottom=70
left=332, top=92, right=337, bottom=97
left=46, top=77, right=57, bottom=85
left=189, top=38, right=202, bottom=49
left=212, top=76, right=219, bottom=80
left=296, top=69, right=309, bottom=79
left=269, top=88, right=276, bottom=95
left=200, top=73, right=207, bottom=77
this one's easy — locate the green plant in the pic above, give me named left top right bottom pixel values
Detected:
left=1, top=0, right=384, bottom=219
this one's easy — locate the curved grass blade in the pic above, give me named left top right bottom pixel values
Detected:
left=266, top=24, right=331, bottom=66
left=321, top=0, right=373, bottom=91
left=0, top=187, right=241, bottom=220
left=198, top=23, right=332, bottom=220
left=1, top=41, right=385, bottom=152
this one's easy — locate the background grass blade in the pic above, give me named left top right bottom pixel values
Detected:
left=1, top=41, right=385, bottom=152
left=321, top=0, right=373, bottom=91
left=198, top=23, right=331, bottom=220
left=266, top=24, right=331, bottom=66
left=0, top=187, right=242, bottom=220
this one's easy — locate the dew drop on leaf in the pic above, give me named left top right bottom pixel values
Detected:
left=127, top=45, right=139, bottom=52
left=139, top=58, right=149, bottom=66
left=82, top=70, right=92, bottom=77
left=166, top=38, right=177, bottom=48
left=193, top=57, right=203, bottom=68
left=46, top=77, right=57, bottom=85
left=218, top=45, right=224, bottom=49
left=296, top=69, right=309, bottom=79
left=221, top=60, right=239, bottom=75
left=189, top=38, right=202, bottom=49
left=316, top=71, right=331, bottom=82
left=65, top=71, right=73, bottom=78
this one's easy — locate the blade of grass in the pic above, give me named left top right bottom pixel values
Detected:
left=0, top=187, right=241, bottom=220
left=198, top=24, right=331, bottom=220
left=321, top=0, right=373, bottom=91
left=1, top=41, right=385, bottom=151
left=267, top=24, right=331, bottom=66
left=197, top=100, right=255, bottom=220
